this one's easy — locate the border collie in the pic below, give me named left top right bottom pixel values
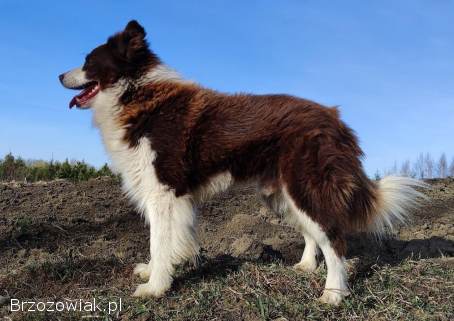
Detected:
left=59, top=20, right=425, bottom=305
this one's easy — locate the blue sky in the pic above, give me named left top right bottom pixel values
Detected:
left=0, top=0, right=453, bottom=175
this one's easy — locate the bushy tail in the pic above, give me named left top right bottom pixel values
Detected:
left=368, top=176, right=428, bottom=237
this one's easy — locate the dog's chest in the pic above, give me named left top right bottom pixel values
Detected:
left=94, top=105, right=167, bottom=212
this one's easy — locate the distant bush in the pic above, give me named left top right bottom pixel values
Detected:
left=0, top=153, right=117, bottom=182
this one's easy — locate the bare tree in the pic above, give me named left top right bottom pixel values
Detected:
left=374, top=170, right=381, bottom=181
left=388, top=153, right=451, bottom=179
left=424, top=153, right=434, bottom=179
left=413, top=153, right=425, bottom=179
left=400, top=159, right=411, bottom=177
left=384, top=161, right=398, bottom=176
left=391, top=161, right=398, bottom=175
left=449, top=157, right=454, bottom=178
left=437, top=153, right=448, bottom=178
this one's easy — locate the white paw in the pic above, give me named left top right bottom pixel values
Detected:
left=133, top=263, right=151, bottom=281
left=132, top=282, right=169, bottom=298
left=318, top=289, right=349, bottom=306
left=293, top=260, right=318, bottom=273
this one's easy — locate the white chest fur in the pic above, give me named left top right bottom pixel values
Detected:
left=91, top=88, right=167, bottom=218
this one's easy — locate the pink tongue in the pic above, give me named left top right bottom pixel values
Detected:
left=68, top=83, right=99, bottom=109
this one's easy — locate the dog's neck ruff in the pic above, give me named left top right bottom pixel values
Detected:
left=92, top=64, right=185, bottom=124
left=89, top=64, right=187, bottom=170
left=136, top=64, right=188, bottom=86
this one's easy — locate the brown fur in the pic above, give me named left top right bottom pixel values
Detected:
left=71, top=20, right=381, bottom=259
left=83, top=21, right=160, bottom=89
left=117, top=80, right=378, bottom=257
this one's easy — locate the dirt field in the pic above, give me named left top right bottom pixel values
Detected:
left=0, top=177, right=453, bottom=320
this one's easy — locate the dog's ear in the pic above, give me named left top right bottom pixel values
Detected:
left=109, top=20, right=149, bottom=61
left=123, top=20, right=147, bottom=60
left=124, top=20, right=146, bottom=40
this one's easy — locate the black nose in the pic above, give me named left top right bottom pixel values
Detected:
left=58, top=73, right=65, bottom=83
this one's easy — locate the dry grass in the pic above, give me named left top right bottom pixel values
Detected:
left=4, top=256, right=453, bottom=321
left=1, top=178, right=453, bottom=320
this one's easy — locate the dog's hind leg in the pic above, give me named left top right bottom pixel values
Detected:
left=257, top=181, right=287, bottom=216
left=293, top=233, right=319, bottom=273
left=283, top=188, right=349, bottom=305
left=133, top=193, right=199, bottom=298
left=258, top=184, right=319, bottom=273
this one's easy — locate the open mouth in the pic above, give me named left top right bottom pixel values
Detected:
left=69, top=81, right=100, bottom=108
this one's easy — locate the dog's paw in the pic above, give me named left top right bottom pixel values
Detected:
left=318, top=289, right=349, bottom=306
left=293, top=260, right=318, bottom=273
left=132, top=282, right=168, bottom=298
left=133, top=263, right=151, bottom=281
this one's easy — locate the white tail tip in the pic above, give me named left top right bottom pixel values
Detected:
left=370, top=176, right=429, bottom=237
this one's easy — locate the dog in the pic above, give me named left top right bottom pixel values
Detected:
left=59, top=20, right=425, bottom=305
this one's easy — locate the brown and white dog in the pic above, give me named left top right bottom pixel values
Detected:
left=59, top=20, right=425, bottom=305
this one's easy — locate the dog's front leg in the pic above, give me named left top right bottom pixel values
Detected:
left=133, top=193, right=199, bottom=298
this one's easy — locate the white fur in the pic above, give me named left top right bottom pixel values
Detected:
left=133, top=189, right=198, bottom=298
left=294, top=234, right=319, bottom=273
left=194, top=172, right=233, bottom=203
left=136, top=64, right=190, bottom=86
left=90, top=65, right=199, bottom=298
left=283, top=188, right=349, bottom=305
left=60, top=67, right=88, bottom=88
left=275, top=194, right=320, bottom=273
left=371, top=176, right=427, bottom=236
left=133, top=262, right=150, bottom=280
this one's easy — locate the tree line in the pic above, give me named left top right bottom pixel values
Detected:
left=2, top=152, right=453, bottom=183
left=0, top=153, right=117, bottom=182
left=378, top=152, right=454, bottom=179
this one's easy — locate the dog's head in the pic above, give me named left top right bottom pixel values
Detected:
left=59, top=20, right=158, bottom=109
